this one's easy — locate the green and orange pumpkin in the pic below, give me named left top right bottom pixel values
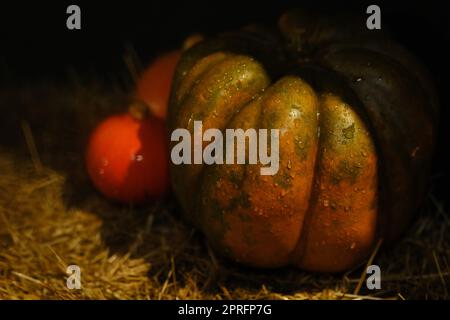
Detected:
left=167, top=9, right=439, bottom=272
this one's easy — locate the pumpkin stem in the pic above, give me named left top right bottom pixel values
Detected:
left=128, top=100, right=150, bottom=121
left=182, top=34, right=204, bottom=51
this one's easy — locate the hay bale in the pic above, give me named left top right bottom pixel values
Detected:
left=0, top=75, right=448, bottom=300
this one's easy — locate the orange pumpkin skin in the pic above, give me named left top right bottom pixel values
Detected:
left=86, top=107, right=169, bottom=204
left=136, top=50, right=181, bottom=119
left=167, top=10, right=438, bottom=272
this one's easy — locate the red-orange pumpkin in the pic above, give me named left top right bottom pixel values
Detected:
left=86, top=104, right=169, bottom=204
left=136, top=50, right=181, bottom=120
left=167, top=9, right=439, bottom=272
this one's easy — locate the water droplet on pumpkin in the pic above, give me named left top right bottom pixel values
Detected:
left=342, top=123, right=355, bottom=139
left=290, top=108, right=301, bottom=118
left=323, top=199, right=329, bottom=207
left=287, top=160, right=292, bottom=169
left=350, top=242, right=356, bottom=249
left=411, top=146, right=420, bottom=157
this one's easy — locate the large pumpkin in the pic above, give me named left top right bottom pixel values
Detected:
left=167, top=9, right=439, bottom=272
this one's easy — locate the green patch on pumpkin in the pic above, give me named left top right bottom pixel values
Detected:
left=228, top=192, right=251, bottom=210
left=274, top=170, right=293, bottom=189
left=294, top=135, right=311, bottom=161
left=331, top=159, right=362, bottom=184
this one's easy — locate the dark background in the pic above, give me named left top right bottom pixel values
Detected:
left=0, top=0, right=449, bottom=202
left=0, top=1, right=448, bottom=81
